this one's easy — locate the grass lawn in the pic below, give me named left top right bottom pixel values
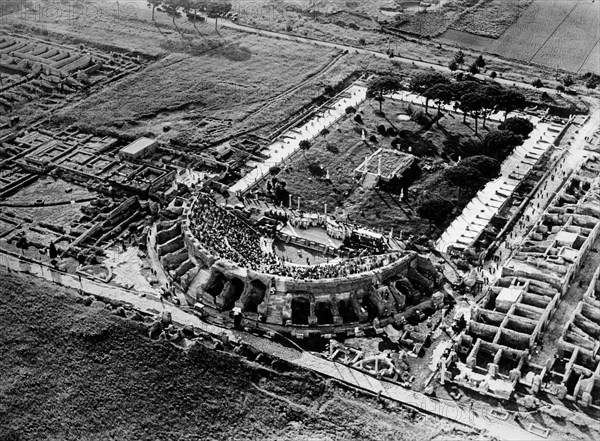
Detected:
left=281, top=95, right=499, bottom=237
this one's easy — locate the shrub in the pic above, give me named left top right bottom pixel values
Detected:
left=532, top=79, right=544, bottom=88
left=561, top=75, right=574, bottom=88
left=410, top=110, right=430, bottom=125
left=482, top=130, right=522, bottom=160
left=269, top=166, right=281, bottom=176
left=585, top=78, right=597, bottom=89
left=345, top=105, right=356, bottom=114
left=458, top=156, right=501, bottom=179
left=417, top=196, right=454, bottom=226
left=357, top=37, right=366, bottom=45
left=498, top=117, right=534, bottom=138
left=445, top=165, right=484, bottom=190
left=454, top=50, right=465, bottom=64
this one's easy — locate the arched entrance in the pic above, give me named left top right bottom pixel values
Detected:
left=243, top=279, right=267, bottom=313
left=360, top=294, right=379, bottom=321
left=315, top=301, right=334, bottom=325
left=291, top=297, right=310, bottom=325
left=204, top=273, right=227, bottom=298
left=222, top=277, right=245, bottom=311
left=338, top=299, right=358, bottom=323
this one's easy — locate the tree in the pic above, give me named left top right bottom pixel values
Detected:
left=445, top=165, right=484, bottom=190
left=478, top=85, right=503, bottom=128
left=561, top=75, right=574, bottom=88
left=532, top=78, right=544, bottom=88
left=448, top=80, right=481, bottom=102
left=410, top=72, right=450, bottom=93
left=475, top=55, right=486, bottom=68
left=482, top=130, right=522, bottom=160
left=410, top=72, right=450, bottom=114
left=458, top=156, right=500, bottom=179
left=498, top=117, right=534, bottom=138
left=49, top=241, right=58, bottom=259
left=367, top=75, right=402, bottom=113
left=417, top=196, right=454, bottom=227
left=495, top=89, right=526, bottom=119
left=164, top=0, right=183, bottom=27
left=586, top=78, right=598, bottom=89
left=299, top=139, right=311, bottom=160
left=423, top=84, right=454, bottom=122
left=448, top=60, right=458, bottom=71
left=489, top=71, right=497, bottom=79
left=468, top=62, right=480, bottom=75
left=454, top=50, right=465, bottom=65
left=458, top=92, right=487, bottom=134
left=148, top=0, right=161, bottom=20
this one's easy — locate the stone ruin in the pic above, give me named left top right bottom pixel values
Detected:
left=439, top=155, right=600, bottom=405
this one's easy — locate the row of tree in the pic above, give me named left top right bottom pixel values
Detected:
left=367, top=72, right=527, bottom=135
left=410, top=72, right=526, bottom=134
left=148, top=1, right=231, bottom=22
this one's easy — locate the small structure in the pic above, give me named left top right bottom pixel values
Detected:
left=119, top=137, right=158, bottom=161
left=354, top=148, right=418, bottom=189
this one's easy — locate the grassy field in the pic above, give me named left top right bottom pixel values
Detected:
left=488, top=0, right=600, bottom=74
left=0, top=269, right=483, bottom=440
left=450, top=0, right=532, bottom=39
left=281, top=95, right=498, bottom=236
left=54, top=34, right=353, bottom=142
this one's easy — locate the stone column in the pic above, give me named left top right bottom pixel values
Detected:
left=329, top=295, right=343, bottom=325
left=308, top=297, right=318, bottom=326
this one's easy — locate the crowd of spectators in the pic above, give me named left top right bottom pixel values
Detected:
left=190, top=194, right=402, bottom=280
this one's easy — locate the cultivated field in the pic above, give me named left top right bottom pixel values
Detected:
left=450, top=0, right=532, bottom=38
left=488, top=0, right=600, bottom=74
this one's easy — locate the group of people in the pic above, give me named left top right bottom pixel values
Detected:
left=190, top=194, right=400, bottom=280
left=191, top=195, right=280, bottom=273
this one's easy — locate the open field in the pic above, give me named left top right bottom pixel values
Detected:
left=437, top=0, right=600, bottom=75
left=488, top=0, right=599, bottom=74
left=0, top=269, right=483, bottom=440
left=450, top=0, right=532, bottom=38
left=54, top=34, right=355, bottom=142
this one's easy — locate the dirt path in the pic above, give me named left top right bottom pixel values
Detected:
left=239, top=50, right=346, bottom=122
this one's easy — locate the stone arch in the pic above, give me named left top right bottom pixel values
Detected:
left=221, top=277, right=245, bottom=311
left=204, top=272, right=227, bottom=298
left=360, top=294, right=380, bottom=321
left=243, top=279, right=268, bottom=313
left=338, top=299, right=358, bottom=323
left=315, top=301, right=334, bottom=325
left=291, top=296, right=310, bottom=325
